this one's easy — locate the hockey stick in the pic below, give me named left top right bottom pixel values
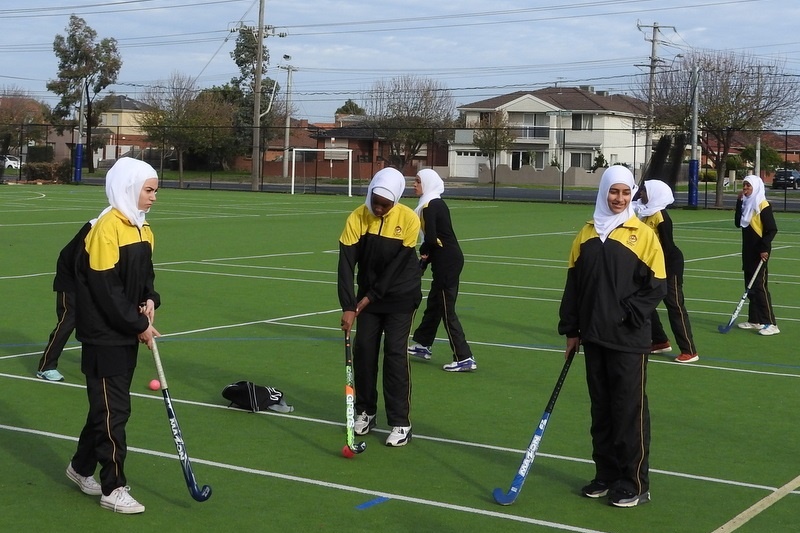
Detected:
left=718, top=258, right=766, bottom=333
left=342, top=332, right=366, bottom=458
left=493, top=346, right=577, bottom=505
left=151, top=338, right=212, bottom=502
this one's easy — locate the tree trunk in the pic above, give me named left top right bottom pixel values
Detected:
left=178, top=148, right=184, bottom=189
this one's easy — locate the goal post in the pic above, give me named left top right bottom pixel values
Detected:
left=290, top=148, right=354, bottom=196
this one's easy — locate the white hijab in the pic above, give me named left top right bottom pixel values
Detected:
left=633, top=179, right=674, bottom=218
left=740, top=175, right=766, bottom=228
left=365, top=167, right=406, bottom=216
left=593, top=166, right=638, bottom=242
left=104, top=157, right=158, bottom=228
left=414, top=168, right=445, bottom=217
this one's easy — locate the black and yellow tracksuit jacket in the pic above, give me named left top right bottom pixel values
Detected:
left=639, top=210, right=684, bottom=280
left=419, top=198, right=464, bottom=286
left=338, top=203, right=422, bottom=313
left=75, top=209, right=160, bottom=348
left=734, top=198, right=777, bottom=270
left=558, top=216, right=667, bottom=354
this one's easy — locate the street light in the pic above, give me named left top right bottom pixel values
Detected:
left=279, top=56, right=297, bottom=180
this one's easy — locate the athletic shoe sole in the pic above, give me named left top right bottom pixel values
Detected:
left=66, top=464, right=102, bottom=496
left=649, top=346, right=672, bottom=354
left=610, top=491, right=650, bottom=508
left=442, top=359, right=477, bottom=372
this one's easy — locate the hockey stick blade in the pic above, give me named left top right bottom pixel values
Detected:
left=717, top=259, right=766, bottom=334
left=152, top=339, right=213, bottom=502
left=492, top=347, right=576, bottom=506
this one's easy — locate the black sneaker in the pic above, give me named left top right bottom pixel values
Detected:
left=610, top=488, right=650, bottom=508
left=581, top=479, right=610, bottom=498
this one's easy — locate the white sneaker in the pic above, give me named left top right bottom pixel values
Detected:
left=100, top=486, right=145, bottom=514
left=758, top=324, right=780, bottom=336
left=385, top=426, right=412, bottom=447
left=407, top=343, right=432, bottom=360
left=737, top=322, right=763, bottom=330
left=66, top=463, right=102, bottom=496
left=442, top=357, right=477, bottom=372
left=353, top=412, right=376, bottom=436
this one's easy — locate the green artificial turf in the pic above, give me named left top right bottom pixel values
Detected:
left=1, top=184, right=798, bottom=532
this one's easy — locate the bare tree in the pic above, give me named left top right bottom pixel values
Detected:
left=363, top=75, right=456, bottom=171
left=137, top=72, right=234, bottom=187
left=645, top=51, right=800, bottom=206
left=471, top=112, right=516, bottom=183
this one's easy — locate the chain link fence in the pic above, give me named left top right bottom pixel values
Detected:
left=2, top=121, right=800, bottom=211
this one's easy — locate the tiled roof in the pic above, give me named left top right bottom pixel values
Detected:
left=101, top=95, right=152, bottom=112
left=459, top=86, right=647, bottom=115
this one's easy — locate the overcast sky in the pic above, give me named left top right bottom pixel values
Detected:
left=4, top=0, right=800, bottom=126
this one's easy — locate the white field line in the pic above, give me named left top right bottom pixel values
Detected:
left=0, top=377, right=797, bottom=500
left=4, top=312, right=799, bottom=379
left=0, top=423, right=608, bottom=533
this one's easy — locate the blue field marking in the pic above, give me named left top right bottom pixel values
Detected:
left=355, top=496, right=390, bottom=510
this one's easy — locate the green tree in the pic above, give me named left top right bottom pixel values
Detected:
left=591, top=152, right=609, bottom=172
left=0, top=88, right=48, bottom=156
left=739, top=144, right=783, bottom=174
left=471, top=112, right=516, bottom=183
left=46, top=15, right=121, bottom=173
left=228, top=30, right=284, bottom=174
left=335, top=99, right=365, bottom=116
left=363, top=75, right=456, bottom=171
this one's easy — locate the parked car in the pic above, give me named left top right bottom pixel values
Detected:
left=2, top=155, right=20, bottom=169
left=771, top=169, right=800, bottom=190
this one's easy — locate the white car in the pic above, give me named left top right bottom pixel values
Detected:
left=2, top=155, right=20, bottom=169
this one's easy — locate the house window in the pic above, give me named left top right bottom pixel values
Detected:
left=571, top=114, right=593, bottom=131
left=109, top=114, right=120, bottom=126
left=510, top=151, right=546, bottom=170
left=570, top=152, right=593, bottom=169
left=512, top=113, right=549, bottom=139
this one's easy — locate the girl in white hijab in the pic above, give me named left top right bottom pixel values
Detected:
left=105, top=157, right=159, bottom=228
left=593, top=165, right=638, bottom=241
left=739, top=175, right=767, bottom=228
left=633, top=179, right=674, bottom=218
left=365, top=167, right=406, bottom=216
left=338, top=167, right=421, bottom=447
left=633, top=179, right=699, bottom=363
left=407, top=169, right=476, bottom=372
left=734, top=174, right=779, bottom=334
left=414, top=169, right=445, bottom=216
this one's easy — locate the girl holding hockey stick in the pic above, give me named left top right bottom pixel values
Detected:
left=338, top=168, right=422, bottom=447
left=67, top=158, right=161, bottom=514
left=558, top=166, right=666, bottom=508
left=734, top=175, right=779, bottom=335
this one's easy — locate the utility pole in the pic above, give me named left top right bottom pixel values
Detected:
left=232, top=0, right=286, bottom=191
left=250, top=0, right=265, bottom=191
left=278, top=57, right=297, bottom=180
left=637, top=21, right=675, bottom=174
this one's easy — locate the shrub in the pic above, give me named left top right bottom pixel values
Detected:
left=21, top=162, right=72, bottom=182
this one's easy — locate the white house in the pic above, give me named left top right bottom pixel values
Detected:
left=451, top=86, right=649, bottom=181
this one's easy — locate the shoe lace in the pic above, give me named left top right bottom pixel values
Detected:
left=113, top=486, right=136, bottom=505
